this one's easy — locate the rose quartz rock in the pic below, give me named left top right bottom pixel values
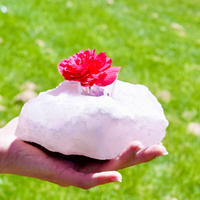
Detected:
left=15, top=80, right=168, bottom=160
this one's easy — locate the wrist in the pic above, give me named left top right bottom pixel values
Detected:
left=0, top=119, right=18, bottom=174
left=0, top=130, right=8, bottom=174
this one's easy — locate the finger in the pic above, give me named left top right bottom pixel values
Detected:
left=121, top=144, right=168, bottom=168
left=58, top=169, right=122, bottom=190
left=99, top=141, right=144, bottom=171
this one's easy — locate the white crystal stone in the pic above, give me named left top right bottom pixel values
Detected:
left=15, top=80, right=168, bottom=160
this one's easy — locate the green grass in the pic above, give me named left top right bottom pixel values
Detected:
left=0, top=0, right=200, bottom=199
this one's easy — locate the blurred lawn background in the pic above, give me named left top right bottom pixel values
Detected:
left=0, top=0, right=200, bottom=199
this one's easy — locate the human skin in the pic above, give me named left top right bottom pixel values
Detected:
left=0, top=117, right=168, bottom=189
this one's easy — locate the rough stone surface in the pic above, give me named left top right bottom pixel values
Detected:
left=15, top=80, right=168, bottom=160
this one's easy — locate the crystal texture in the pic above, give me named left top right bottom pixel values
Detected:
left=15, top=80, right=168, bottom=160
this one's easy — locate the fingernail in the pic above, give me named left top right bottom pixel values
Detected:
left=162, top=152, right=169, bottom=155
left=111, top=176, right=122, bottom=183
left=138, top=144, right=144, bottom=149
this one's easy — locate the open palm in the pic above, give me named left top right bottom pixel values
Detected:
left=0, top=118, right=168, bottom=189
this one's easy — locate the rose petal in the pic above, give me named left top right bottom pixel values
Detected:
left=95, top=67, right=121, bottom=86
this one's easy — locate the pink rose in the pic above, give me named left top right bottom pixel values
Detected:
left=58, top=49, right=120, bottom=87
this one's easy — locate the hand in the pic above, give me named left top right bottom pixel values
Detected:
left=0, top=118, right=168, bottom=189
